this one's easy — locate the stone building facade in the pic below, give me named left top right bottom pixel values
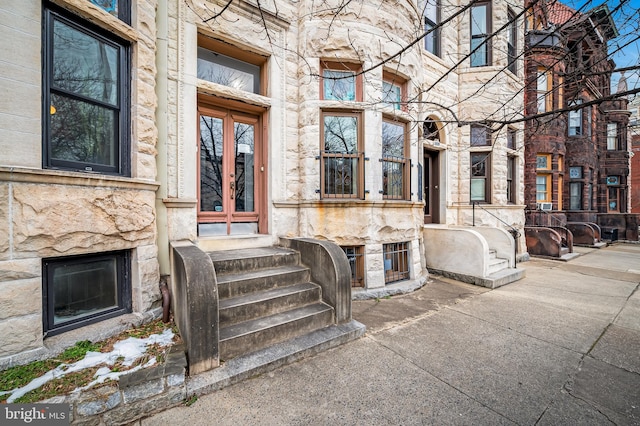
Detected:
left=523, top=0, right=638, bottom=241
left=0, top=0, right=161, bottom=367
left=0, top=0, right=526, bottom=365
left=160, top=0, right=526, bottom=294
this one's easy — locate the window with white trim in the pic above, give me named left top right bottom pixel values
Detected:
left=568, top=100, right=583, bottom=136
left=537, top=68, right=552, bottom=113
left=536, top=154, right=551, bottom=203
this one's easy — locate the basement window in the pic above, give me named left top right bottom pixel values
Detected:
left=383, top=242, right=410, bottom=284
left=341, top=246, right=365, bottom=287
left=43, top=251, right=131, bottom=336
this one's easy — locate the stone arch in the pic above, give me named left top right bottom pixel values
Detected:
left=423, top=115, right=445, bottom=144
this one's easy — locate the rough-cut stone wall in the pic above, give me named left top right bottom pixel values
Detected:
left=0, top=0, right=160, bottom=364
left=451, top=0, right=526, bottom=246
left=293, top=0, right=428, bottom=289
left=168, top=0, right=526, bottom=292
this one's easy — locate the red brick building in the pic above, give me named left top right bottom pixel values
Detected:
left=524, top=0, right=638, bottom=246
left=630, top=99, right=640, bottom=213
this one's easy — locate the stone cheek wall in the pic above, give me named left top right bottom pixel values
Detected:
left=0, top=0, right=160, bottom=365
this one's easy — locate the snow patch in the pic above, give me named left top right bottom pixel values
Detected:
left=5, top=329, right=174, bottom=403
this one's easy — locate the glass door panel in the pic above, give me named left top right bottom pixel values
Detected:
left=234, top=121, right=255, bottom=213
left=199, top=115, right=224, bottom=213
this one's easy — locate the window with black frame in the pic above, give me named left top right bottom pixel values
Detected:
left=507, top=156, right=516, bottom=203
left=89, top=0, right=130, bottom=22
left=507, top=8, right=517, bottom=74
left=471, top=152, right=490, bottom=202
left=43, top=251, right=131, bottom=336
left=470, top=2, right=491, bottom=67
left=422, top=0, right=440, bottom=57
left=43, top=5, right=130, bottom=175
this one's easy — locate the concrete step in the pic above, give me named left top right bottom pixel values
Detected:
left=219, top=282, right=322, bottom=326
left=487, top=257, right=509, bottom=275
left=560, top=247, right=570, bottom=256
left=219, top=303, right=334, bottom=360
left=188, top=320, right=366, bottom=397
left=216, top=264, right=311, bottom=299
left=210, top=247, right=300, bottom=275
left=482, top=267, right=526, bottom=289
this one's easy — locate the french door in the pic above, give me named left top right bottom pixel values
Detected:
left=198, top=104, right=264, bottom=235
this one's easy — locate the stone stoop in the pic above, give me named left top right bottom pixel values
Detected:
left=209, top=247, right=336, bottom=361
left=482, top=248, right=524, bottom=289
left=487, top=249, right=510, bottom=276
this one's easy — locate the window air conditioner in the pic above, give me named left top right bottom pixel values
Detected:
left=537, top=202, right=553, bottom=211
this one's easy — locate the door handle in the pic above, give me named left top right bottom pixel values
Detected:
left=230, top=180, right=235, bottom=199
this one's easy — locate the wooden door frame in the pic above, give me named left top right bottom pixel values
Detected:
left=197, top=94, right=269, bottom=234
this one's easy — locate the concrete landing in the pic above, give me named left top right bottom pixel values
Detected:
left=530, top=251, right=581, bottom=262
left=427, top=267, right=525, bottom=289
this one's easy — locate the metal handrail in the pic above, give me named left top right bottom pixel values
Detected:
left=525, top=207, right=565, bottom=228
left=472, top=201, right=521, bottom=238
left=472, top=201, right=521, bottom=267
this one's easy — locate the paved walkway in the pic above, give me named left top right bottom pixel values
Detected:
left=142, top=244, right=640, bottom=425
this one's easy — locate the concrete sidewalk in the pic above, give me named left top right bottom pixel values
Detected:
left=141, top=243, right=640, bottom=425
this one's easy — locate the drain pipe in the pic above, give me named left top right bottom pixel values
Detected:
left=472, top=201, right=476, bottom=226
left=160, top=280, right=171, bottom=323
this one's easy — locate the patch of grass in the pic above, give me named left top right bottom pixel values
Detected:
left=123, top=319, right=168, bottom=339
left=0, top=360, right=59, bottom=393
left=0, top=318, right=179, bottom=403
left=184, top=394, right=198, bottom=406
left=14, top=367, right=103, bottom=403
left=0, top=340, right=102, bottom=395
